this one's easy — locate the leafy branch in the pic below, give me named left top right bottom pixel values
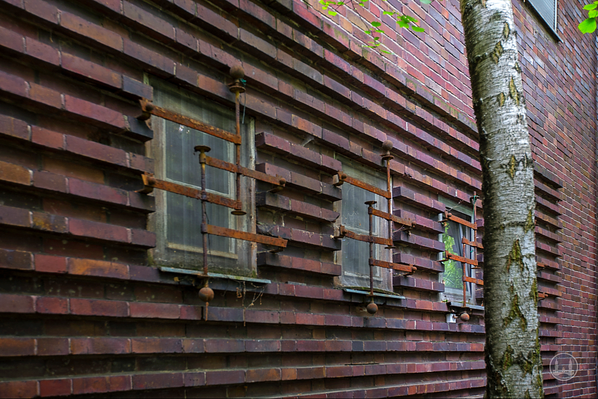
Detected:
left=579, top=1, right=598, bottom=33
left=316, top=0, right=433, bottom=53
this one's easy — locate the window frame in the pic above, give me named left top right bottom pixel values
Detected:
left=335, top=156, right=392, bottom=292
left=438, top=198, right=477, bottom=306
left=527, top=0, right=561, bottom=41
left=147, top=78, right=256, bottom=275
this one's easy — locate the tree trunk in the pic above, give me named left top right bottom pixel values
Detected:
left=460, top=0, right=543, bottom=397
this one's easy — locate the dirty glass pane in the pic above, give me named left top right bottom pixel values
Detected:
left=154, top=83, right=240, bottom=265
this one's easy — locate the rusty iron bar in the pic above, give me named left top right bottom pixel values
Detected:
left=336, top=225, right=393, bottom=246
left=444, top=213, right=477, bottom=230
left=139, top=173, right=240, bottom=210
left=463, top=275, right=484, bottom=285
left=205, top=155, right=286, bottom=187
left=369, top=208, right=413, bottom=228
left=366, top=200, right=376, bottom=297
left=471, top=194, right=480, bottom=304
left=333, top=172, right=392, bottom=199
left=462, top=231, right=467, bottom=306
left=381, top=140, right=394, bottom=250
left=446, top=252, right=478, bottom=266
left=229, top=65, right=247, bottom=216
left=139, top=99, right=241, bottom=144
left=206, top=224, right=287, bottom=248
left=462, top=237, right=483, bottom=249
left=195, top=145, right=211, bottom=276
left=369, top=259, right=417, bottom=274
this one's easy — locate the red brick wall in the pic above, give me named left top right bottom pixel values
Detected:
left=0, top=0, right=594, bottom=397
left=512, top=0, right=597, bottom=397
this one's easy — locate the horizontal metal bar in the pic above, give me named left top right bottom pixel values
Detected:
left=463, top=276, right=484, bottom=285
left=205, top=156, right=284, bottom=186
left=141, top=99, right=242, bottom=144
left=159, top=267, right=271, bottom=284
left=141, top=174, right=240, bottom=209
left=370, top=208, right=413, bottom=227
left=343, top=288, right=405, bottom=300
left=446, top=252, right=479, bottom=266
left=206, top=224, right=287, bottom=247
left=369, top=259, right=417, bottom=273
left=339, top=226, right=393, bottom=246
left=446, top=213, right=477, bottom=230
left=462, top=237, right=483, bottom=249
left=338, top=173, right=391, bottom=199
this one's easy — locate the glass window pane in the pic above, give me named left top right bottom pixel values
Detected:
left=151, top=80, right=247, bottom=271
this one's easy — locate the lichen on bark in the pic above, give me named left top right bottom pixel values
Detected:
left=505, top=239, right=523, bottom=272
left=504, top=291, right=527, bottom=329
left=525, top=208, right=535, bottom=232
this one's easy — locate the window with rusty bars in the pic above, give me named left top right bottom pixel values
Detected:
left=149, top=79, right=254, bottom=275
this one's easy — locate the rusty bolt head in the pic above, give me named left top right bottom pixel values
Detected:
left=366, top=302, right=378, bottom=315
left=460, top=312, right=470, bottom=321
left=230, top=65, right=245, bottom=79
left=194, top=145, right=211, bottom=153
left=198, top=286, right=214, bottom=302
left=382, top=140, right=393, bottom=152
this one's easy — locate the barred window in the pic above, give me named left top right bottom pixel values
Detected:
left=149, top=79, right=254, bottom=275
left=337, top=157, right=392, bottom=292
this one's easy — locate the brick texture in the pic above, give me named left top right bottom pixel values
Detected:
left=0, top=0, right=593, bottom=397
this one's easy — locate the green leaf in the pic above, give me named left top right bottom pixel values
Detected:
left=375, top=29, right=384, bottom=33
left=372, top=21, right=382, bottom=27
left=584, top=3, right=597, bottom=10
left=590, top=10, right=598, bottom=17
left=383, top=11, right=394, bottom=15
left=579, top=17, right=597, bottom=33
left=364, top=30, right=372, bottom=34
left=398, top=21, right=409, bottom=28
left=412, top=26, right=425, bottom=32
left=373, top=36, right=380, bottom=40
left=381, top=50, right=392, bottom=54
left=328, top=10, right=337, bottom=15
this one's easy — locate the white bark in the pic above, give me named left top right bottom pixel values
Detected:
left=460, top=0, right=543, bottom=397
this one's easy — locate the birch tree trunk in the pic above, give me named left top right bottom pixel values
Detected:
left=460, top=0, right=543, bottom=397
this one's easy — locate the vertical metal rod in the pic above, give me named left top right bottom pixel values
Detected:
left=462, top=235, right=467, bottom=307
left=195, top=145, right=211, bottom=276
left=234, top=91, right=242, bottom=214
left=366, top=201, right=376, bottom=297
left=471, top=192, right=479, bottom=306
left=381, top=141, right=394, bottom=251
left=229, top=65, right=246, bottom=216
left=386, top=158, right=393, bottom=246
